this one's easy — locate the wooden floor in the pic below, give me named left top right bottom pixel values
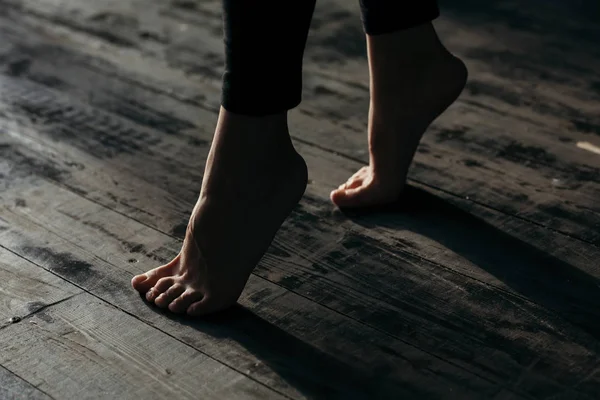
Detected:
left=1, top=0, right=599, bottom=399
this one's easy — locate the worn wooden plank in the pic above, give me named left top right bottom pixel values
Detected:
left=0, top=243, right=81, bottom=326
left=2, top=0, right=599, bottom=244
left=1, top=0, right=598, bottom=300
left=0, top=4, right=597, bottom=398
left=0, top=218, right=79, bottom=400
left=0, top=164, right=497, bottom=399
left=2, top=137, right=599, bottom=398
left=5, top=0, right=597, bottom=217
left=0, top=23, right=598, bottom=396
left=2, top=61, right=599, bottom=332
left=0, top=364, right=53, bottom=400
left=0, top=7, right=598, bottom=260
left=0, top=36, right=597, bottom=281
left=0, top=187, right=288, bottom=399
left=0, top=293, right=289, bottom=400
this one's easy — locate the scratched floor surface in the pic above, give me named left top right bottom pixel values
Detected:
left=0, top=0, right=599, bottom=399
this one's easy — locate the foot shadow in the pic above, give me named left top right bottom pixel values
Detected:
left=144, top=302, right=423, bottom=400
left=339, top=185, right=600, bottom=339
left=138, top=185, right=598, bottom=399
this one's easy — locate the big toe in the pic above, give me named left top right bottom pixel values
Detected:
left=133, top=271, right=162, bottom=293
left=331, top=186, right=382, bottom=208
left=131, top=274, right=149, bottom=291
left=131, top=259, right=178, bottom=293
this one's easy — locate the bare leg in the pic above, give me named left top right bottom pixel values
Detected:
left=331, top=22, right=467, bottom=207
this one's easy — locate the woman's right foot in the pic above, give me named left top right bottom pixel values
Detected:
left=331, top=23, right=468, bottom=208
left=132, top=108, right=307, bottom=316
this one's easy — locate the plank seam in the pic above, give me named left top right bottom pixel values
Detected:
left=0, top=364, right=56, bottom=400
left=0, top=243, right=295, bottom=400
left=3, top=191, right=529, bottom=397
left=5, top=131, right=577, bottom=321
left=3, top=132, right=594, bottom=373
left=0, top=294, right=79, bottom=332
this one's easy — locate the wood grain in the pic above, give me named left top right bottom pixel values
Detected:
left=0, top=0, right=598, bottom=398
left=0, top=294, right=288, bottom=400
left=0, top=364, right=53, bottom=400
left=0, top=167, right=498, bottom=399
left=0, top=245, right=81, bottom=326
left=1, top=137, right=598, bottom=398
left=0, top=28, right=597, bottom=318
left=0, top=208, right=285, bottom=400
left=0, top=13, right=596, bottom=270
left=2, top=0, right=598, bottom=244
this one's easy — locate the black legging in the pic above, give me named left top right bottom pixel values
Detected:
left=221, top=1, right=440, bottom=116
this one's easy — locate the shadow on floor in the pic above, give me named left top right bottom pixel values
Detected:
left=136, top=2, right=600, bottom=397
left=142, top=184, right=598, bottom=399
left=148, top=303, right=425, bottom=400
left=341, top=185, right=600, bottom=340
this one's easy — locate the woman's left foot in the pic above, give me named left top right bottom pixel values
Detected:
left=331, top=24, right=468, bottom=208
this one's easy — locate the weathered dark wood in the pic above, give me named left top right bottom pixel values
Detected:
left=0, top=11, right=597, bottom=396
left=0, top=0, right=599, bottom=398
left=0, top=246, right=81, bottom=326
left=1, top=1, right=598, bottom=251
left=0, top=9, right=596, bottom=270
left=0, top=363, right=53, bottom=400
left=0, top=164, right=501, bottom=399
left=0, top=293, right=289, bottom=400
left=0, top=23, right=597, bottom=320
left=2, top=132, right=599, bottom=398
left=2, top=0, right=598, bottom=244
left=0, top=236, right=77, bottom=400
left=0, top=228, right=288, bottom=399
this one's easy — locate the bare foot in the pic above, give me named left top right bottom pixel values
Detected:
left=331, top=24, right=468, bottom=208
left=132, top=108, right=307, bottom=316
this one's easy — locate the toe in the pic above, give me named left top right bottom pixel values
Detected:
left=330, top=187, right=344, bottom=204
left=131, top=274, right=148, bottom=290
left=343, top=171, right=365, bottom=188
left=345, top=176, right=363, bottom=190
left=355, top=166, right=370, bottom=178
left=132, top=256, right=179, bottom=293
left=187, top=296, right=231, bottom=317
left=331, top=169, right=370, bottom=203
left=331, top=180, right=361, bottom=201
left=154, top=284, right=185, bottom=308
left=146, top=277, right=175, bottom=302
left=331, top=186, right=374, bottom=208
left=168, top=289, right=204, bottom=313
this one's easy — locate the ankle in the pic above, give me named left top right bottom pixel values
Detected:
left=370, top=23, right=447, bottom=58
left=214, top=107, right=294, bottom=151
left=367, top=23, right=453, bottom=92
left=218, top=107, right=288, bottom=134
